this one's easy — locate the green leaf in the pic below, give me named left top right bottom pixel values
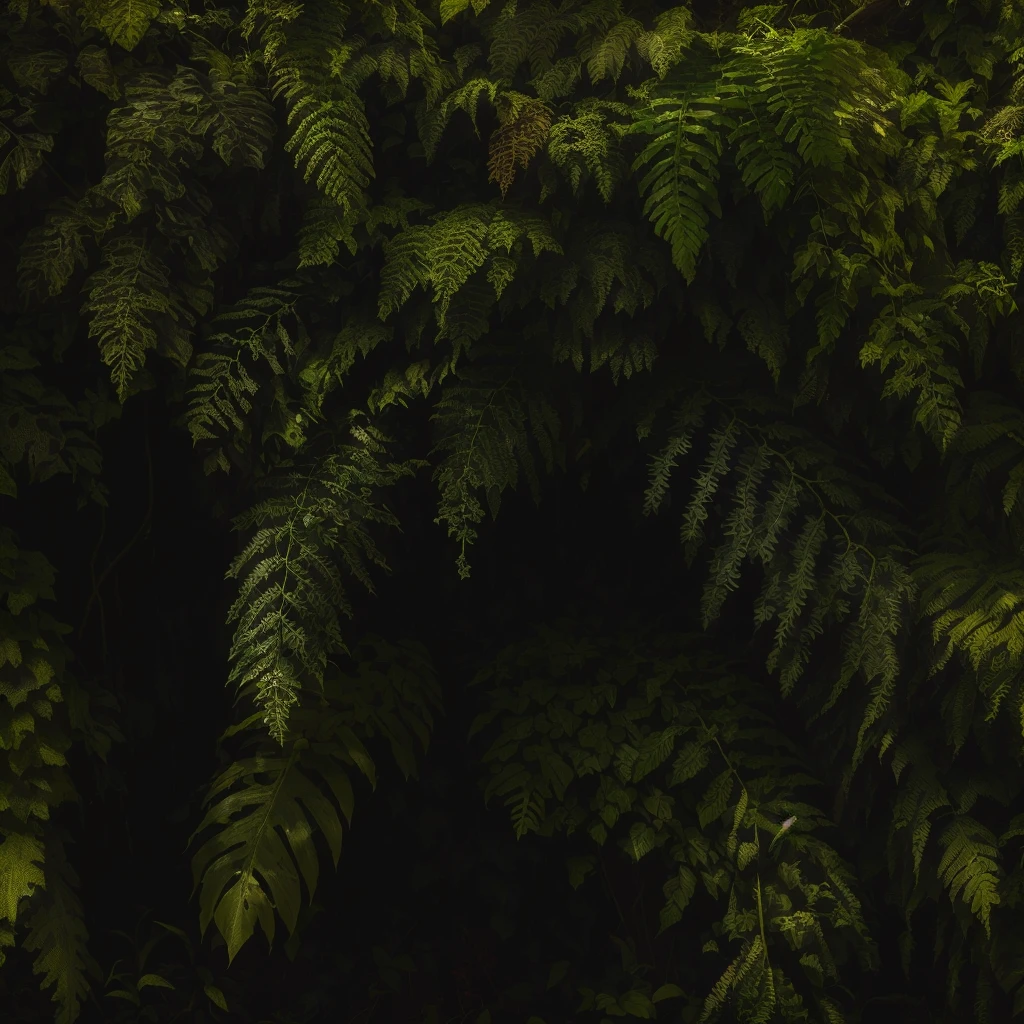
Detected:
left=619, top=989, right=656, bottom=1018
left=697, top=769, right=734, bottom=829
left=652, top=983, right=684, bottom=1002
left=546, top=960, right=570, bottom=990
left=137, top=973, right=175, bottom=990
left=84, top=0, right=161, bottom=50
left=82, top=236, right=190, bottom=400
left=22, top=836, right=96, bottom=1024
left=439, top=0, right=472, bottom=22
left=567, top=856, right=596, bottom=889
left=671, top=739, right=710, bottom=785
left=204, top=983, right=229, bottom=1011
left=190, top=746, right=352, bottom=963
left=0, top=831, right=45, bottom=924
left=76, top=46, right=120, bottom=99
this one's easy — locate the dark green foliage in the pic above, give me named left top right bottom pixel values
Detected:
left=3, top=0, right=1024, bottom=1021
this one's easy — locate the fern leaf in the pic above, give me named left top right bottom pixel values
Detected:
left=281, top=87, right=373, bottom=210
left=207, top=75, right=277, bottom=168
left=486, top=1, right=577, bottom=82
left=731, top=31, right=892, bottom=171
left=226, top=419, right=422, bottom=741
left=547, top=99, right=631, bottom=202
left=889, top=750, right=951, bottom=885
left=916, top=552, right=1024, bottom=673
left=299, top=319, right=393, bottom=416
left=379, top=203, right=561, bottom=325
left=431, top=356, right=561, bottom=578
left=267, top=3, right=374, bottom=211
left=190, top=743, right=352, bottom=963
left=488, top=93, right=553, bottom=198
left=772, top=515, right=828, bottom=651
left=629, top=79, right=724, bottom=282
left=699, top=937, right=764, bottom=1024
left=580, top=16, right=644, bottom=84
left=671, top=739, right=710, bottom=785
left=681, top=420, right=740, bottom=550
left=701, top=444, right=769, bottom=626
left=185, top=284, right=304, bottom=460
left=17, top=202, right=96, bottom=300
left=635, top=8, right=695, bottom=78
left=631, top=726, right=681, bottom=781
left=417, top=75, right=501, bottom=160
left=725, top=91, right=799, bottom=217
left=296, top=198, right=362, bottom=267
left=937, top=815, right=1001, bottom=936
left=859, top=300, right=964, bottom=452
left=82, top=236, right=190, bottom=400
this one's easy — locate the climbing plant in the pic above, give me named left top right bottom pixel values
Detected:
left=2, top=0, right=1024, bottom=1020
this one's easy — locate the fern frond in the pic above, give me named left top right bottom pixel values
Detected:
left=0, top=829, right=45, bottom=931
left=701, top=444, right=770, bottom=625
left=298, top=318, right=393, bottom=417
left=261, top=0, right=374, bottom=211
left=487, top=92, right=552, bottom=198
left=431, top=355, right=561, bottom=578
left=530, top=56, right=582, bottom=102
left=858, top=297, right=964, bottom=452
left=632, top=8, right=694, bottom=78
left=628, top=63, right=725, bottom=282
left=699, top=937, right=765, bottom=1023
left=0, top=362, right=106, bottom=496
left=681, top=419, right=741, bottom=552
left=915, top=551, right=1024, bottom=677
left=643, top=395, right=916, bottom=738
left=193, top=634, right=439, bottom=965
left=278, top=83, right=373, bottom=211
left=888, top=743, right=952, bottom=885
left=17, top=202, right=94, bottom=300
left=378, top=203, right=561, bottom=326
left=949, top=390, right=1024, bottom=516
left=937, top=815, right=1001, bottom=936
left=547, top=99, right=631, bottom=203
left=205, top=74, right=277, bottom=168
left=225, top=417, right=424, bottom=741
left=82, top=235, right=191, bottom=400
left=417, top=75, right=501, bottom=160
left=486, top=1, right=578, bottom=82
left=579, top=14, right=644, bottom=85
left=660, top=863, right=698, bottom=932
left=186, top=284, right=305, bottom=462
left=728, top=30, right=895, bottom=171
left=189, top=739, right=354, bottom=963
left=297, top=197, right=363, bottom=268
left=723, top=90, right=798, bottom=219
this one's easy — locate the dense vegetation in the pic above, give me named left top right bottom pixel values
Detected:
left=2, top=0, right=1024, bottom=1021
